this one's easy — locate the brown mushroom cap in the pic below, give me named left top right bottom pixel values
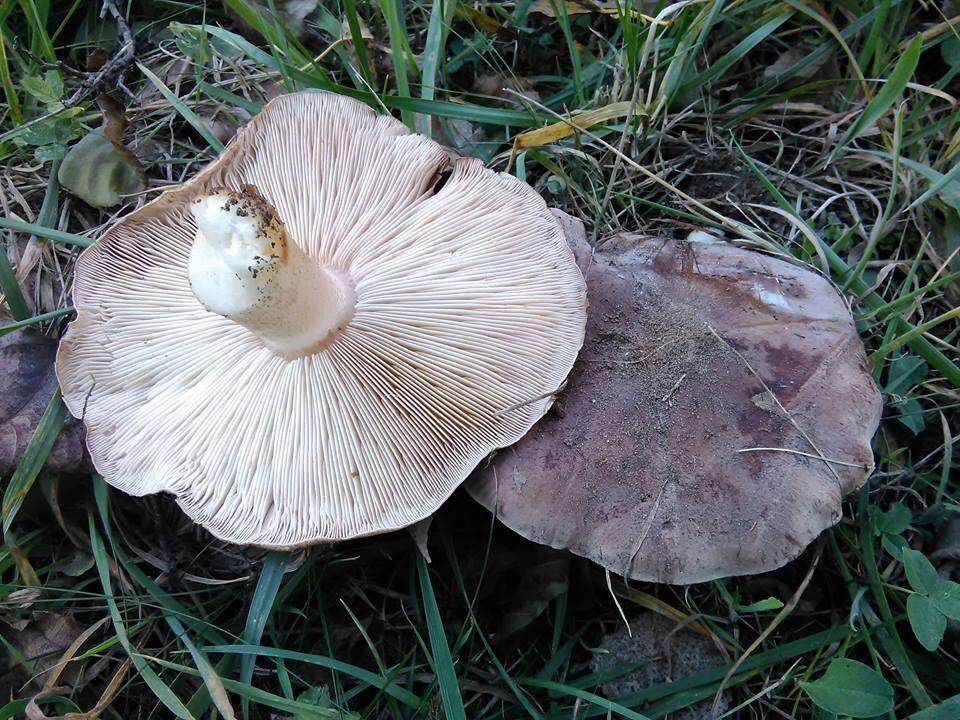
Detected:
left=468, top=231, right=882, bottom=584
left=56, top=92, right=586, bottom=547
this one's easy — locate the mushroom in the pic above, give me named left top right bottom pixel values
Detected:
left=468, top=230, right=882, bottom=584
left=56, top=91, right=587, bottom=547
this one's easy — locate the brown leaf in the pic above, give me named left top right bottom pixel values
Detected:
left=408, top=516, right=433, bottom=562
left=3, top=613, right=85, bottom=687
left=0, top=324, right=87, bottom=477
left=468, top=236, right=882, bottom=584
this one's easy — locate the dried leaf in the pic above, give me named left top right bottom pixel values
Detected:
left=0, top=323, right=86, bottom=476
left=57, top=130, right=145, bottom=209
left=513, top=101, right=643, bottom=149
left=408, top=516, right=433, bottom=562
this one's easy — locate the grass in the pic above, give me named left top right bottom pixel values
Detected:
left=1, top=1, right=959, bottom=718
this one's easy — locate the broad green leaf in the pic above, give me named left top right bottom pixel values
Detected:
left=881, top=533, right=907, bottom=559
left=908, top=694, right=960, bottom=720
left=21, top=70, right=63, bottom=105
left=737, top=597, right=785, bottom=613
left=930, top=579, right=960, bottom=619
left=876, top=502, right=911, bottom=535
left=58, top=131, right=146, bottom=208
left=800, top=659, right=894, bottom=718
left=830, top=34, right=922, bottom=161
left=902, top=549, right=940, bottom=595
left=906, top=593, right=946, bottom=651
left=895, top=397, right=926, bottom=435
left=13, top=114, right=79, bottom=149
left=943, top=37, right=960, bottom=67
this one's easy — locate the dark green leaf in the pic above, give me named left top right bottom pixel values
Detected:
left=876, top=502, right=911, bottom=535
left=800, top=659, right=894, bottom=718
left=896, top=398, right=926, bottom=435
left=906, top=593, right=946, bottom=651
left=58, top=131, right=146, bottom=208
left=21, top=70, right=63, bottom=105
left=881, top=533, right=907, bottom=559
left=930, top=579, right=960, bottom=619
left=902, top=549, right=940, bottom=595
left=908, top=693, right=960, bottom=720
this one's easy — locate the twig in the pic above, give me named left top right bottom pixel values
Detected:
left=15, top=1, right=136, bottom=107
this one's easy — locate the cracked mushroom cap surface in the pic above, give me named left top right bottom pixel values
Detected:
left=56, top=91, right=587, bottom=547
left=468, top=233, right=882, bottom=584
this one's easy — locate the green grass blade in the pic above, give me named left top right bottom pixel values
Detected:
left=0, top=217, right=92, bottom=248
left=342, top=0, right=374, bottom=89
left=682, top=11, right=793, bottom=93
left=906, top=694, right=960, bottom=719
left=205, top=644, right=422, bottom=709
left=167, top=616, right=238, bottom=720
left=0, top=159, right=63, bottom=317
left=16, top=0, right=55, bottom=62
left=445, top=541, right=544, bottom=719
left=734, top=140, right=960, bottom=389
left=378, top=0, right=414, bottom=129
left=138, top=62, right=225, bottom=153
left=521, top=677, right=652, bottom=720
left=239, top=552, right=287, bottom=719
left=907, top=159, right=960, bottom=211
left=0, top=235, right=29, bottom=320
left=419, top=0, right=454, bottom=136
left=0, top=31, right=21, bottom=124
left=416, top=554, right=467, bottom=720
left=195, top=80, right=262, bottom=115
left=87, top=512, right=196, bottom=719
left=0, top=307, right=73, bottom=337
left=2, top=389, right=65, bottom=534
left=551, top=0, right=584, bottom=105
left=150, top=656, right=341, bottom=717
left=829, top=34, right=922, bottom=162
left=192, top=25, right=545, bottom=127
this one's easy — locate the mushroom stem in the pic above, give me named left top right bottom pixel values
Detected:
left=188, top=187, right=355, bottom=358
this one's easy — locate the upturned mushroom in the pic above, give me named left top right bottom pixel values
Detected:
left=468, top=229, right=882, bottom=584
left=56, top=91, right=587, bottom=547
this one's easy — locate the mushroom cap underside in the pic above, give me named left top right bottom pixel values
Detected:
left=57, top=91, right=587, bottom=547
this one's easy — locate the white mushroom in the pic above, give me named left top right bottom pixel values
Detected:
left=56, top=91, right=587, bottom=547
